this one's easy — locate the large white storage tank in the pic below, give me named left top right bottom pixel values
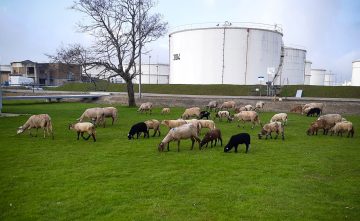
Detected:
left=280, top=46, right=306, bottom=85
left=310, top=69, right=326, bottom=86
left=304, top=61, right=312, bottom=85
left=352, top=60, right=360, bottom=86
left=324, top=71, right=335, bottom=86
left=169, top=22, right=283, bottom=85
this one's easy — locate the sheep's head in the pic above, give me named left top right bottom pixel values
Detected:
left=224, top=144, right=232, bottom=153
left=127, top=134, right=133, bottom=140
left=68, top=124, right=74, bottom=130
left=158, top=142, right=165, bottom=152
left=17, top=126, right=24, bottom=134
left=258, top=129, right=266, bottom=139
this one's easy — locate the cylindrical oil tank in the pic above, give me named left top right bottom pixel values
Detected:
left=280, top=46, right=306, bottom=85
left=352, top=60, right=360, bottom=86
left=324, top=71, right=335, bottom=86
left=169, top=23, right=283, bottom=85
left=133, top=64, right=170, bottom=84
left=310, top=69, right=326, bottom=86
left=304, top=61, right=312, bottom=85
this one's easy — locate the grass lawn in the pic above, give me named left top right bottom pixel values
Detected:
left=0, top=101, right=359, bottom=220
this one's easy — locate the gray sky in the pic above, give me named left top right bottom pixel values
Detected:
left=1, top=0, right=359, bottom=82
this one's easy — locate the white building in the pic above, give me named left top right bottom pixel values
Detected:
left=351, top=60, right=360, bottom=86
left=310, top=69, right=326, bottom=86
left=304, top=61, right=312, bottom=85
left=279, top=46, right=306, bottom=85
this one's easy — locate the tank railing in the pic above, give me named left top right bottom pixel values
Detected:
left=170, top=22, right=283, bottom=34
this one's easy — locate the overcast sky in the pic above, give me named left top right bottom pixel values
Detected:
left=1, top=0, right=359, bottom=82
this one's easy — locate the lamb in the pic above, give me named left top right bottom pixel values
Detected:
left=307, top=119, right=334, bottom=135
left=270, top=113, right=288, bottom=125
left=290, top=105, right=303, bottom=113
left=137, top=102, right=153, bottom=114
left=219, top=101, right=236, bottom=110
left=199, top=111, right=211, bottom=119
left=103, top=107, right=118, bottom=125
left=78, top=107, right=106, bottom=127
left=69, top=122, right=96, bottom=142
left=158, top=124, right=201, bottom=152
left=17, top=114, right=54, bottom=139
left=181, top=107, right=201, bottom=119
left=161, top=119, right=187, bottom=130
left=302, top=103, right=324, bottom=114
left=206, top=101, right=218, bottom=112
left=144, top=119, right=161, bottom=137
left=233, top=111, right=261, bottom=129
left=200, top=128, right=222, bottom=148
left=224, top=133, right=251, bottom=153
left=244, top=104, right=254, bottom=111
left=198, top=120, right=216, bottom=131
left=255, top=101, right=265, bottom=110
left=258, top=122, right=284, bottom=140
left=215, top=110, right=231, bottom=121
left=306, top=107, right=322, bottom=117
left=161, top=108, right=170, bottom=114
left=128, top=122, right=149, bottom=139
left=330, top=121, right=354, bottom=137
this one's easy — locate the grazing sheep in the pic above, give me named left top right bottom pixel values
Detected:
left=330, top=121, right=354, bottom=137
left=318, top=114, right=342, bottom=126
left=144, top=119, right=161, bottom=137
left=158, top=124, right=201, bottom=152
left=255, top=101, right=265, bottom=110
left=307, top=119, right=334, bottom=135
left=258, top=122, right=284, bottom=140
left=184, top=119, right=202, bottom=134
left=234, top=111, right=261, bottom=129
left=199, top=111, right=211, bottom=119
left=244, top=104, right=254, bottom=111
left=270, top=113, right=288, bottom=125
left=103, top=107, right=118, bottom=125
left=302, top=103, right=324, bottom=114
left=78, top=107, right=106, bottom=127
left=306, top=107, right=322, bottom=117
left=224, top=133, right=251, bottom=153
left=198, top=120, right=216, bottom=131
left=128, top=122, right=149, bottom=139
left=17, top=114, right=54, bottom=139
left=290, top=105, right=303, bottom=113
left=69, top=122, right=96, bottom=142
left=138, top=102, right=153, bottom=114
left=206, top=101, right=218, bottom=112
left=161, top=108, right=170, bottom=114
left=219, top=101, right=236, bottom=110
left=161, top=119, right=187, bottom=130
left=200, top=128, right=222, bottom=148
left=181, top=107, right=201, bottom=119
left=215, top=110, right=231, bottom=121
left=234, top=106, right=246, bottom=113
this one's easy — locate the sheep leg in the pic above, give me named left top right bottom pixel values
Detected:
left=82, top=132, right=91, bottom=140
left=245, top=144, right=249, bottom=153
left=167, top=143, right=170, bottom=151
left=282, top=132, right=285, bottom=140
left=275, top=131, right=279, bottom=139
left=77, top=132, right=80, bottom=140
left=177, top=140, right=181, bottom=152
left=235, top=145, right=238, bottom=153
left=220, top=137, right=223, bottom=146
left=43, top=128, right=46, bottom=138
left=136, top=132, right=140, bottom=139
left=112, top=117, right=114, bottom=125
left=92, top=134, right=96, bottom=142
left=191, top=137, right=195, bottom=150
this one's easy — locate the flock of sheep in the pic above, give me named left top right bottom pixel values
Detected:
left=16, top=100, right=355, bottom=153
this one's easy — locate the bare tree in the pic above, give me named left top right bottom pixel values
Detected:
left=66, top=0, right=167, bottom=106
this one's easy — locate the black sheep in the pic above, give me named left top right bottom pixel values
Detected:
left=127, top=122, right=149, bottom=140
left=199, top=111, right=211, bottom=119
left=224, top=133, right=251, bottom=153
left=307, top=108, right=322, bottom=117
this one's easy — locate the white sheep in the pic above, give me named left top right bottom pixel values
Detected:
left=219, top=101, right=236, bottom=110
left=69, top=122, right=96, bottom=142
left=161, top=119, right=187, bottom=130
left=198, top=119, right=216, bottom=131
left=158, top=124, right=201, bottom=152
left=144, top=119, right=161, bottom=137
left=103, top=107, right=118, bottom=125
left=17, top=114, right=54, bottom=139
left=138, top=102, right=153, bottom=114
left=185, top=119, right=202, bottom=134
left=244, top=104, right=254, bottom=111
left=181, top=107, right=201, bottom=119
left=215, top=110, right=231, bottom=121
left=206, top=101, right=218, bottom=111
left=258, top=121, right=284, bottom=140
left=270, top=113, right=288, bottom=125
left=330, top=121, right=354, bottom=137
left=234, top=111, right=261, bottom=129
left=302, top=103, right=324, bottom=114
left=161, top=108, right=171, bottom=114
left=317, top=114, right=342, bottom=126
left=255, top=101, right=265, bottom=110
left=78, top=107, right=105, bottom=127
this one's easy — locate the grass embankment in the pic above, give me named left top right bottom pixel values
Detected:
left=1, top=102, right=359, bottom=220
left=46, top=82, right=360, bottom=98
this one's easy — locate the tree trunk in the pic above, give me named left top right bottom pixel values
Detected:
left=126, top=80, right=136, bottom=107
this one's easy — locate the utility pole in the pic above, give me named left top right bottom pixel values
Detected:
left=138, top=0, right=142, bottom=98
left=149, top=55, right=151, bottom=84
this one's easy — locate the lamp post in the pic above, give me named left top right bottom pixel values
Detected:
left=148, top=55, right=151, bottom=84
left=138, top=0, right=142, bottom=98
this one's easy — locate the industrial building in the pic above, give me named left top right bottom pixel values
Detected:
left=352, top=60, right=360, bottom=86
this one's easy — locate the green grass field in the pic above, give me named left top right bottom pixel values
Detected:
left=1, top=102, right=359, bottom=220
left=46, top=82, right=360, bottom=98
